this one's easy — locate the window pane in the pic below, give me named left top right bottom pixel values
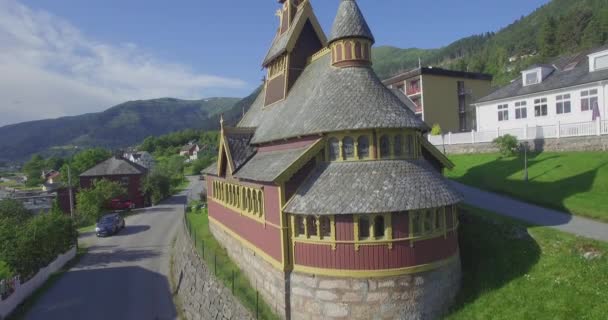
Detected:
left=374, top=216, right=385, bottom=238
left=406, top=135, right=415, bottom=157
left=394, top=135, right=403, bottom=156
left=380, top=135, right=390, bottom=159
left=434, top=211, right=443, bottom=230
left=296, top=216, right=305, bottom=236
left=564, top=101, right=571, bottom=113
left=328, top=138, right=340, bottom=161
left=582, top=99, right=589, bottom=111
left=320, top=217, right=331, bottom=238
left=343, top=137, right=355, bottom=160
left=359, top=216, right=370, bottom=239
left=411, top=212, right=422, bottom=236
left=308, top=217, right=318, bottom=236
left=423, top=211, right=433, bottom=233
left=357, top=136, right=370, bottom=159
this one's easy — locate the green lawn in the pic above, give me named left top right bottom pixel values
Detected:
left=446, top=152, right=608, bottom=222
left=448, top=206, right=607, bottom=319
left=185, top=208, right=279, bottom=320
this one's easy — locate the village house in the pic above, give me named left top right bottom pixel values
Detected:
left=475, top=45, right=608, bottom=135
left=383, top=67, right=493, bottom=133
left=123, top=151, right=155, bottom=170
left=203, top=0, right=462, bottom=319
left=179, top=143, right=200, bottom=161
left=79, top=156, right=148, bottom=208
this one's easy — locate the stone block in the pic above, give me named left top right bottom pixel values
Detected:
left=319, top=279, right=350, bottom=290
left=341, top=291, right=364, bottom=302
left=317, top=290, right=339, bottom=301
left=323, top=302, right=349, bottom=318
left=291, top=273, right=318, bottom=288
left=378, top=280, right=396, bottom=288
left=366, top=291, right=390, bottom=302
left=292, top=286, right=314, bottom=298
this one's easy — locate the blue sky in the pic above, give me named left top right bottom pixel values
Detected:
left=1, top=0, right=549, bottom=125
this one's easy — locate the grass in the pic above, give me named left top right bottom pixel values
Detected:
left=185, top=207, right=280, bottom=320
left=448, top=205, right=608, bottom=320
left=446, top=152, right=608, bottom=222
left=6, top=247, right=88, bottom=320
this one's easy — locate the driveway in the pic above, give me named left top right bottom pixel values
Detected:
left=25, top=177, right=202, bottom=320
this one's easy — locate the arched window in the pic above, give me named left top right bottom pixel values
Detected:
left=363, top=43, right=370, bottom=60
left=320, top=217, right=331, bottom=238
left=380, top=135, right=390, bottom=159
left=247, top=189, right=253, bottom=213
left=394, top=135, right=403, bottom=157
left=374, top=215, right=385, bottom=238
left=342, top=137, right=355, bottom=160
left=354, top=41, right=362, bottom=59
left=406, top=135, right=415, bottom=157
left=328, top=138, right=340, bottom=161
left=344, top=41, right=352, bottom=60
left=423, top=210, right=434, bottom=233
left=308, top=216, right=318, bottom=237
left=242, top=190, right=248, bottom=211
left=253, top=192, right=259, bottom=215
left=335, top=43, right=343, bottom=61
left=411, top=212, right=422, bottom=236
left=257, top=191, right=264, bottom=216
left=295, top=216, right=305, bottom=237
left=357, top=136, right=370, bottom=159
left=358, top=216, right=370, bottom=239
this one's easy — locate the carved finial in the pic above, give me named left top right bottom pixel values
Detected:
left=220, top=113, right=225, bottom=131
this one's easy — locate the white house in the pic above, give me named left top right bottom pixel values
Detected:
left=475, top=46, right=608, bottom=137
left=124, top=151, right=155, bottom=170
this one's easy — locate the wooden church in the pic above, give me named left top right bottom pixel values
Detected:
left=203, top=1, right=463, bottom=319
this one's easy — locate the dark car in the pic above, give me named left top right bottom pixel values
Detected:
left=95, top=213, right=125, bottom=237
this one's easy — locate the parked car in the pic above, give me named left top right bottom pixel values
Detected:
left=109, top=199, right=135, bottom=211
left=95, top=213, right=125, bottom=237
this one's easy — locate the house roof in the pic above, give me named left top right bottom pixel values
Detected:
left=180, top=144, right=196, bottom=152
left=284, top=160, right=463, bottom=215
left=383, top=67, right=493, bottom=85
left=80, top=157, right=147, bottom=177
left=328, top=0, right=374, bottom=44
left=477, top=46, right=608, bottom=103
left=202, top=161, right=218, bottom=175
left=239, top=54, right=428, bottom=144
left=234, top=145, right=312, bottom=182
left=223, top=127, right=257, bottom=172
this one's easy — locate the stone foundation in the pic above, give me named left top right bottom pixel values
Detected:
left=209, top=221, right=288, bottom=319
left=289, top=256, right=462, bottom=320
left=171, top=221, right=252, bottom=320
left=442, top=135, right=608, bottom=155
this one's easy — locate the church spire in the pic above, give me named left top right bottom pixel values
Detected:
left=328, top=0, right=375, bottom=68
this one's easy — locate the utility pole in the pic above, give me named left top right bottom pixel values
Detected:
left=67, top=165, right=74, bottom=219
left=523, top=142, right=529, bottom=183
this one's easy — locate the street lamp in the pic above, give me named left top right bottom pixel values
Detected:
left=521, top=141, right=529, bottom=183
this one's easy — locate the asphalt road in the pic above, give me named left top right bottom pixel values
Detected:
left=25, top=177, right=202, bottom=320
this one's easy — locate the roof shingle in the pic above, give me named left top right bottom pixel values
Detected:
left=329, top=0, right=374, bottom=44
left=80, top=157, right=147, bottom=177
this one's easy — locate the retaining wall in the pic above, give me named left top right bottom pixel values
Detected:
left=171, top=219, right=252, bottom=320
left=442, top=135, right=608, bottom=155
left=0, top=247, right=76, bottom=319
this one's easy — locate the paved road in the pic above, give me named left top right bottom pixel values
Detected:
left=452, top=181, right=608, bottom=242
left=25, top=177, right=202, bottom=320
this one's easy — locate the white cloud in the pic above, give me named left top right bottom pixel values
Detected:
left=0, top=0, right=247, bottom=126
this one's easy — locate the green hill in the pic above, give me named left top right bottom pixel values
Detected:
left=0, top=97, right=240, bottom=161
left=372, top=0, right=608, bottom=83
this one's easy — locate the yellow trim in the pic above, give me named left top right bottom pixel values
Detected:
left=308, top=47, right=331, bottom=64
left=275, top=138, right=324, bottom=183
left=219, top=133, right=236, bottom=174
left=420, top=138, right=455, bottom=170
left=279, top=184, right=289, bottom=269
left=353, top=213, right=393, bottom=250
left=209, top=179, right=265, bottom=225
left=292, top=215, right=337, bottom=250
left=293, top=253, right=459, bottom=278
left=209, top=216, right=284, bottom=271
left=325, top=130, right=419, bottom=163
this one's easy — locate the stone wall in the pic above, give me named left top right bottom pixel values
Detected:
left=442, top=135, right=608, bottom=155
left=209, top=221, right=288, bottom=319
left=290, top=257, right=461, bottom=320
left=171, top=221, right=252, bottom=320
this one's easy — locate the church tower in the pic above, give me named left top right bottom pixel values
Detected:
left=329, top=0, right=375, bottom=67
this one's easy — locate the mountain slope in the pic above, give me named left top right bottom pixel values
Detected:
left=0, top=97, right=240, bottom=161
left=372, top=0, right=608, bottom=83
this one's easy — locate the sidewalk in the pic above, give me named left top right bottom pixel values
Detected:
left=451, top=181, right=608, bottom=242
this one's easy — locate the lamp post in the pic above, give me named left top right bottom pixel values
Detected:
left=522, top=141, right=529, bottom=183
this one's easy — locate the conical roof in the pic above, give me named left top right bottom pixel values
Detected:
left=329, top=0, right=375, bottom=44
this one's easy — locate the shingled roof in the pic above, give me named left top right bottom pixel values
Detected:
left=223, top=128, right=257, bottom=173
left=328, top=0, right=374, bottom=44
left=284, top=160, right=462, bottom=215
left=477, top=46, right=608, bottom=103
left=80, top=157, right=147, bottom=177
left=240, top=54, right=428, bottom=144
left=234, top=143, right=316, bottom=182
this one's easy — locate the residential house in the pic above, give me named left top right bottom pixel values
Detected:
left=41, top=170, right=62, bottom=192
left=79, top=156, right=148, bottom=208
left=383, top=67, right=493, bottom=132
left=202, top=1, right=462, bottom=319
left=124, top=151, right=155, bottom=170
left=179, top=144, right=200, bottom=161
left=475, top=46, right=608, bottom=134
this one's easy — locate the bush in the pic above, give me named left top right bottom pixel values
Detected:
left=76, top=179, right=126, bottom=225
left=0, top=260, right=12, bottom=279
left=431, top=123, right=443, bottom=136
left=143, top=172, right=172, bottom=205
left=493, top=134, right=519, bottom=157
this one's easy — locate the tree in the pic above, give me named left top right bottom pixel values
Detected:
left=60, top=148, right=111, bottom=186
left=493, top=134, right=519, bottom=157
left=539, top=17, right=558, bottom=58
left=0, top=199, right=32, bottom=224
left=430, top=124, right=443, bottom=136
left=142, top=172, right=172, bottom=205
left=22, top=155, right=45, bottom=187
left=76, top=179, right=126, bottom=224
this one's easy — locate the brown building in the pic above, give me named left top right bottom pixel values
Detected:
left=383, top=67, right=493, bottom=133
left=79, top=156, right=148, bottom=208
left=202, top=0, right=463, bottom=319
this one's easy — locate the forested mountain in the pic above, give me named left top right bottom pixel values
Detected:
left=0, top=97, right=240, bottom=161
left=372, top=0, right=608, bottom=83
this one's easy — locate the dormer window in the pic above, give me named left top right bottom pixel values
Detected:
left=589, top=50, right=608, bottom=72
left=525, top=71, right=539, bottom=86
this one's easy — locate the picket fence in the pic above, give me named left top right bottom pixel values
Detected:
left=428, top=119, right=607, bottom=146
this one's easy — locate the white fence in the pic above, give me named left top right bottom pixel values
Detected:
left=429, top=119, right=606, bottom=146
left=0, top=247, right=76, bottom=319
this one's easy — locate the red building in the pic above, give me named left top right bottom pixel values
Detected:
left=203, top=1, right=462, bottom=319
left=79, top=156, right=148, bottom=208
